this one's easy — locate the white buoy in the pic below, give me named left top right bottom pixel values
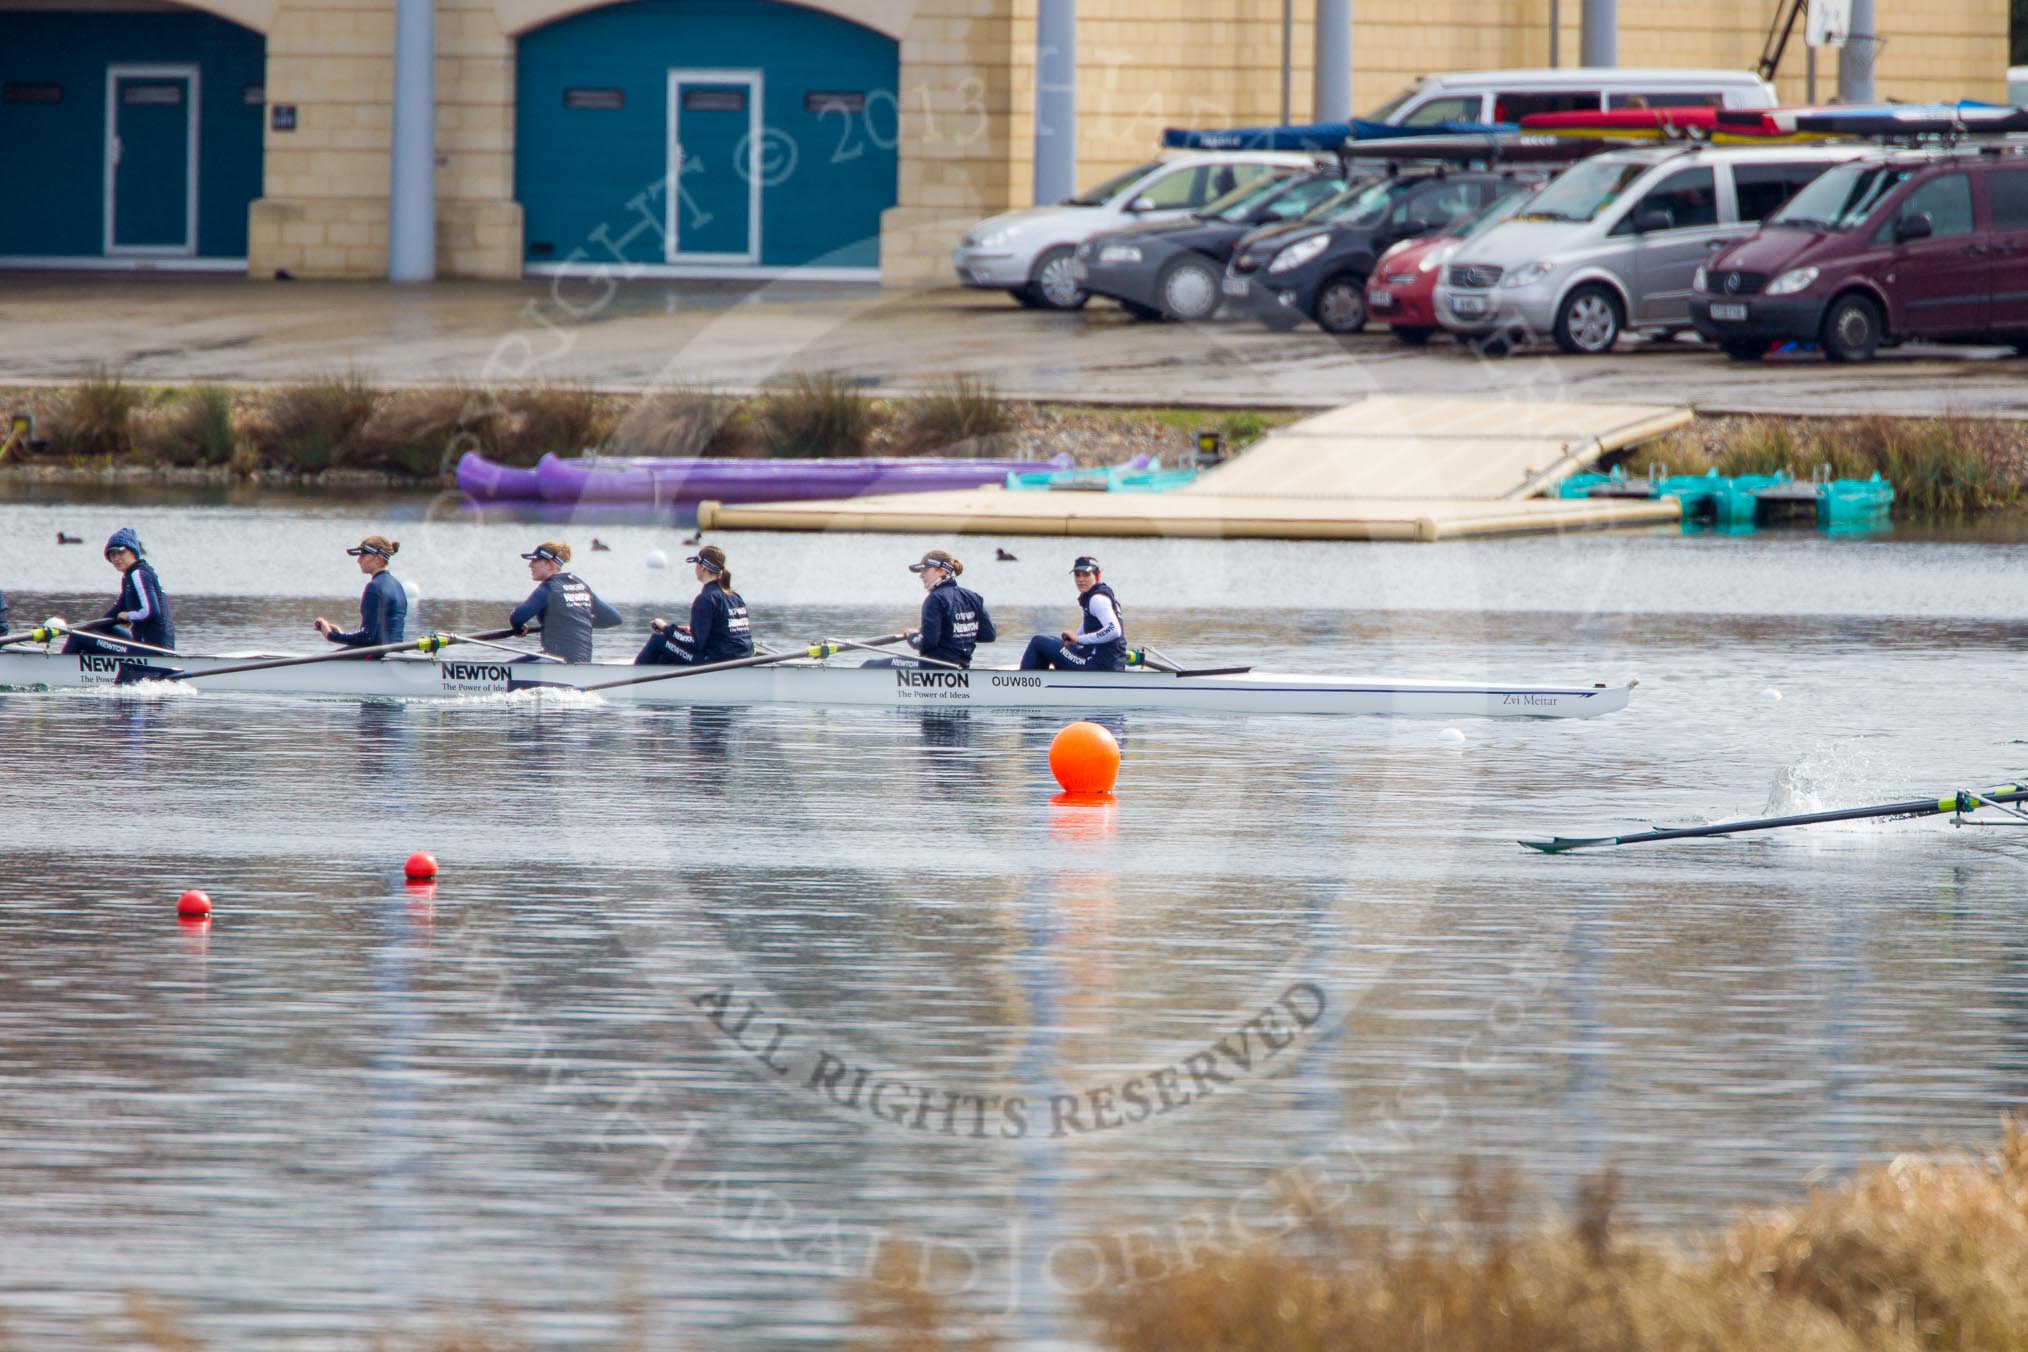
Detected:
left=399, top=576, right=422, bottom=605
left=1438, top=727, right=1467, bottom=745
left=43, top=616, right=66, bottom=630
left=645, top=548, right=670, bottom=570
left=1761, top=687, right=1783, bottom=701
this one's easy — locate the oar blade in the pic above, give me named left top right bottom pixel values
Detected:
left=506, top=675, right=573, bottom=693
left=1517, top=835, right=1621, bottom=854
left=114, top=662, right=182, bottom=685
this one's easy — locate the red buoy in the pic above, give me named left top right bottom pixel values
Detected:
left=404, top=851, right=439, bottom=881
left=1048, top=722, right=1121, bottom=794
left=176, top=889, right=212, bottom=918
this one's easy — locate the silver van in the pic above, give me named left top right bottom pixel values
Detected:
left=1368, top=68, right=1776, bottom=128
left=1433, top=144, right=1871, bottom=353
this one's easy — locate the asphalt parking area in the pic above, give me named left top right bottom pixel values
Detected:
left=1, top=273, right=2022, bottom=418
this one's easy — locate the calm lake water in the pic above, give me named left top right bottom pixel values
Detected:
left=4, top=490, right=2028, bottom=1348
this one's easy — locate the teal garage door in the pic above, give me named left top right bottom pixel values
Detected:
left=0, top=10, right=265, bottom=262
left=517, top=0, right=900, bottom=273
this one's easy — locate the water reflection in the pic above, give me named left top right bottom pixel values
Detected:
left=9, top=535, right=2028, bottom=1344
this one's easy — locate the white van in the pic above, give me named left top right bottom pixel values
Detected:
left=1368, top=68, right=1778, bottom=128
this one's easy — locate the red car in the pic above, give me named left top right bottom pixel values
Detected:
left=1367, top=187, right=1542, bottom=344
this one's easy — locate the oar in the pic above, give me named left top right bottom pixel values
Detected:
left=445, top=631, right=555, bottom=661
left=536, top=632, right=913, bottom=694
left=53, top=624, right=184, bottom=658
left=821, top=635, right=965, bottom=670
left=0, top=617, right=116, bottom=649
left=1520, top=784, right=2028, bottom=854
left=118, top=627, right=527, bottom=684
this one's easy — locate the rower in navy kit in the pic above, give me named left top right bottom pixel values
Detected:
left=635, top=544, right=753, bottom=666
left=64, top=527, right=175, bottom=656
left=509, top=541, right=622, bottom=662
left=1020, top=555, right=1127, bottom=672
left=877, top=548, right=995, bottom=669
left=314, top=535, right=408, bottom=654
left=0, top=585, right=9, bottom=636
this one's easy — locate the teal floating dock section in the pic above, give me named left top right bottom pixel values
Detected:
left=1559, top=466, right=1892, bottom=534
left=1006, top=458, right=1200, bottom=493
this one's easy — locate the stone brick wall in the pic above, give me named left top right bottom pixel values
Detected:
left=248, top=0, right=523, bottom=278
left=219, top=0, right=2012, bottom=283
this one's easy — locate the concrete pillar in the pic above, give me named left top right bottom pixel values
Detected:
left=388, top=0, right=436, bottom=282
left=1580, top=0, right=1616, bottom=66
left=1838, top=0, right=1876, bottom=104
left=1032, top=0, right=1076, bottom=206
left=1313, top=0, right=1352, bottom=122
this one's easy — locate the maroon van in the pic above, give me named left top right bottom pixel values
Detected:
left=1690, top=148, right=2028, bottom=361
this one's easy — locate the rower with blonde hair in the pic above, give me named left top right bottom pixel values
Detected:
left=902, top=548, right=996, bottom=668
left=315, top=535, right=408, bottom=652
left=509, top=541, right=623, bottom=663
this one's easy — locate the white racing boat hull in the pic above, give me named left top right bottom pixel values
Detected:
left=0, top=650, right=1633, bottom=719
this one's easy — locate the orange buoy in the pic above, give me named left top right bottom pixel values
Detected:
left=1048, top=721, right=1120, bottom=794
left=176, top=889, right=212, bottom=918
left=404, top=851, right=438, bottom=881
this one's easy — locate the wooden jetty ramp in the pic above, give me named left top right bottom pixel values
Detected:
left=699, top=397, right=1691, bottom=542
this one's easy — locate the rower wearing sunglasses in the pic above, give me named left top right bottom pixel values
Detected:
left=1019, top=555, right=1127, bottom=672
left=509, top=541, right=623, bottom=663
left=313, top=535, right=408, bottom=653
left=63, top=527, right=175, bottom=657
left=635, top=544, right=753, bottom=666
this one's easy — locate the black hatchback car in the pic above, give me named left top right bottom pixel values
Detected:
left=1073, top=167, right=1350, bottom=321
left=1225, top=169, right=1541, bottom=333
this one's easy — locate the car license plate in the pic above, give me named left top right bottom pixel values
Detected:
left=1367, top=288, right=1392, bottom=308
left=1222, top=277, right=1250, bottom=298
left=1450, top=294, right=1488, bottom=316
left=1709, top=302, right=1748, bottom=321
left=1070, top=262, right=1088, bottom=281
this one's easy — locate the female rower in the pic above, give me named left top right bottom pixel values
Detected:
left=1020, top=555, right=1126, bottom=672
left=635, top=544, right=753, bottom=666
left=509, top=541, right=622, bottom=663
left=893, top=549, right=995, bottom=669
left=63, top=527, right=175, bottom=655
left=314, top=535, right=408, bottom=652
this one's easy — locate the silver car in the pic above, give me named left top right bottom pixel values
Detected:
left=1433, top=144, right=1870, bottom=354
left=952, top=152, right=1316, bottom=310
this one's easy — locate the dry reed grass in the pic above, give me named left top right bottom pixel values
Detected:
left=894, top=375, right=1015, bottom=457
left=47, top=368, right=139, bottom=460
left=756, top=372, right=881, bottom=457
left=605, top=386, right=740, bottom=457
left=134, top=385, right=236, bottom=467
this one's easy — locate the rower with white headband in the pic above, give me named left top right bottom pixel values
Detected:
left=508, top=540, right=623, bottom=663
left=314, top=535, right=408, bottom=653
left=635, top=544, right=753, bottom=666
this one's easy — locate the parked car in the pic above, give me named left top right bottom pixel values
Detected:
left=1690, top=148, right=2028, bottom=362
left=1434, top=144, right=1871, bottom=354
left=1226, top=169, right=1541, bottom=333
left=1366, top=186, right=1543, bottom=344
left=951, top=152, right=1315, bottom=310
left=1366, top=68, right=1777, bottom=129
left=1074, top=166, right=1351, bottom=321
